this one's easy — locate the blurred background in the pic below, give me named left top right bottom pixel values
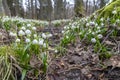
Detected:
left=0, top=0, right=110, bottom=20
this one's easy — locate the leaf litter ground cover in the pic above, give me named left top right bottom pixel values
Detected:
left=0, top=14, right=120, bottom=80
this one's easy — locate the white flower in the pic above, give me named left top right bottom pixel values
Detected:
left=27, top=24, right=31, bottom=27
left=90, top=21, right=95, bottom=26
left=21, top=26, right=26, bottom=30
left=47, top=33, right=52, bottom=38
left=32, top=39, right=38, bottom=44
left=18, top=30, right=25, bottom=36
left=92, top=32, right=95, bottom=35
left=116, top=19, right=120, bottom=23
left=112, top=10, right=117, bottom=14
left=101, top=23, right=104, bottom=26
left=16, top=38, right=20, bottom=43
left=42, top=33, right=47, bottom=39
left=9, top=32, right=17, bottom=37
left=25, top=38, right=30, bottom=43
left=91, top=38, right=96, bottom=43
left=86, top=23, right=90, bottom=27
left=55, top=49, right=58, bottom=53
left=25, top=29, right=31, bottom=35
left=97, top=26, right=100, bottom=29
left=97, top=34, right=103, bottom=39
left=32, top=27, right=36, bottom=31
left=66, top=36, right=69, bottom=39
left=43, top=43, right=47, bottom=47
left=62, top=31, right=64, bottom=33
left=100, top=18, right=104, bottom=22
left=39, top=39, right=44, bottom=45
left=33, top=34, right=37, bottom=38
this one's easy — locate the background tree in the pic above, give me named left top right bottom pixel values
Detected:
left=74, top=0, right=84, bottom=17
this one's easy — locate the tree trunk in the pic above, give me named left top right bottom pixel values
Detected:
left=2, top=0, right=11, bottom=16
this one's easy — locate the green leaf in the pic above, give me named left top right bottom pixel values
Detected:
left=21, top=69, right=27, bottom=80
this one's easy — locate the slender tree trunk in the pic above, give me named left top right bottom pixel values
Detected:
left=2, top=0, right=11, bottom=16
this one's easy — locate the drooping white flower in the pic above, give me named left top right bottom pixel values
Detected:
left=16, top=38, right=20, bottom=43
left=18, top=30, right=25, bottom=36
left=27, top=24, right=31, bottom=27
left=90, top=21, right=95, bottom=26
left=92, top=32, right=95, bottom=35
left=47, top=33, right=52, bottom=38
left=25, top=29, right=31, bottom=35
left=97, top=34, right=103, bottom=39
left=112, top=10, right=117, bottom=14
left=25, top=38, right=30, bottom=43
left=116, top=19, right=120, bottom=23
left=91, top=38, right=96, bottom=43
left=9, top=32, right=17, bottom=37
left=32, top=39, right=38, bottom=44
left=32, top=27, right=36, bottom=31
left=21, top=26, right=26, bottom=30
left=66, top=36, right=69, bottom=39
left=42, top=33, right=47, bottom=39
left=33, top=34, right=37, bottom=38
left=39, top=39, right=44, bottom=45
left=43, top=43, right=47, bottom=47
left=100, top=18, right=104, bottom=22
left=62, top=30, right=64, bottom=33
left=86, top=23, right=90, bottom=27
left=55, top=49, right=58, bottom=53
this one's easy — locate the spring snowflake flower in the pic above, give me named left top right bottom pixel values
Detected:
left=42, top=33, right=47, bottom=39
left=100, top=18, right=104, bottom=22
left=90, top=21, right=95, bottom=26
left=39, top=39, right=44, bottom=45
left=25, top=29, right=31, bottom=35
left=16, top=38, right=20, bottom=43
left=62, top=30, right=64, bottom=33
left=32, top=39, right=38, bottom=44
left=92, top=32, right=95, bottom=35
left=91, top=38, right=96, bottom=43
left=97, top=34, right=103, bottom=39
left=25, top=38, right=30, bottom=43
left=18, top=30, right=25, bottom=36
left=112, top=10, right=117, bottom=14
left=47, top=33, right=52, bottom=38
left=86, top=23, right=90, bottom=27
left=32, top=27, right=37, bottom=31
left=21, top=26, right=26, bottom=30
left=43, top=43, right=47, bottom=47
left=9, top=32, right=17, bottom=37
left=33, top=34, right=37, bottom=38
left=27, top=24, right=31, bottom=27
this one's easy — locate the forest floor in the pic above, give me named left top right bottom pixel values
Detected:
left=41, top=25, right=120, bottom=80
left=1, top=24, right=120, bottom=80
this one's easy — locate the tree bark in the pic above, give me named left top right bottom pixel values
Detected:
left=2, top=0, right=11, bottom=16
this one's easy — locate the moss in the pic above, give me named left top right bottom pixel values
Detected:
left=94, top=0, right=120, bottom=19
